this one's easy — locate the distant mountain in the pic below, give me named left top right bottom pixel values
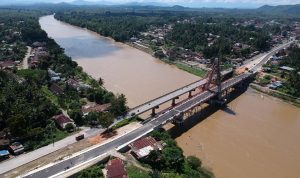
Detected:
left=70, top=0, right=114, bottom=6
left=257, top=4, right=300, bottom=16
left=171, top=5, right=186, bottom=10
left=69, top=0, right=169, bottom=7
left=122, top=1, right=169, bottom=7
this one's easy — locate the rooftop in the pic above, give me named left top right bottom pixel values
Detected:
left=0, top=60, right=15, bottom=69
left=279, top=66, right=295, bottom=71
left=129, top=136, right=163, bottom=159
left=52, top=114, right=74, bottom=129
left=49, top=83, right=64, bottom=95
left=106, top=158, right=128, bottom=178
left=82, top=103, right=111, bottom=115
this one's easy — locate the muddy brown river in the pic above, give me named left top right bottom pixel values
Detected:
left=40, top=15, right=300, bottom=178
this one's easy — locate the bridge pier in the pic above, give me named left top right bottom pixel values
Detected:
left=172, top=112, right=184, bottom=126
left=151, top=106, right=159, bottom=117
left=234, top=80, right=249, bottom=91
left=172, top=97, right=179, bottom=107
left=188, top=89, right=195, bottom=98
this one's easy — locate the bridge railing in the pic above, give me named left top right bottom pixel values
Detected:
left=128, top=69, right=234, bottom=115
left=128, top=78, right=207, bottom=114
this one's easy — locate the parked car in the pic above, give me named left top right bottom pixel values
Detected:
left=75, top=134, right=84, bottom=141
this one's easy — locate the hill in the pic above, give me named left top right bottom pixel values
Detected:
left=257, top=4, right=300, bottom=16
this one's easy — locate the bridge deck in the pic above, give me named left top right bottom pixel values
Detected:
left=152, top=73, right=252, bottom=123
left=127, top=69, right=233, bottom=117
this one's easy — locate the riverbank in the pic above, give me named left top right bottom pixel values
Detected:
left=250, top=83, right=300, bottom=107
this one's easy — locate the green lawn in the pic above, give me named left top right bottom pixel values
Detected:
left=112, top=117, right=139, bottom=130
left=74, top=163, right=104, bottom=178
left=41, top=86, right=60, bottom=107
left=24, top=128, right=71, bottom=151
left=127, top=165, right=151, bottom=178
left=175, top=62, right=207, bottom=78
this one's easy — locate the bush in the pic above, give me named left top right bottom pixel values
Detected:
left=65, top=123, right=75, bottom=133
left=187, top=156, right=202, bottom=169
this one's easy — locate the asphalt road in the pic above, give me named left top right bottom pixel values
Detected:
left=23, top=124, right=154, bottom=178
left=0, top=127, right=103, bottom=175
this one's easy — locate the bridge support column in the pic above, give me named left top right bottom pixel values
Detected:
left=151, top=106, right=159, bottom=117
left=151, top=108, right=156, bottom=117
left=189, top=91, right=192, bottom=98
left=172, top=96, right=179, bottom=107
left=172, top=112, right=184, bottom=126
left=172, top=99, right=176, bottom=107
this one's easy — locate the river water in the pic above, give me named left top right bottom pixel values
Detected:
left=39, top=15, right=200, bottom=108
left=39, top=15, right=300, bottom=178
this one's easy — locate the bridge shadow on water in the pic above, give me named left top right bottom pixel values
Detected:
left=221, top=106, right=236, bottom=115
left=169, top=84, right=249, bottom=139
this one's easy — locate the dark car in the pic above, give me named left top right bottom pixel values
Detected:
left=75, top=134, right=84, bottom=141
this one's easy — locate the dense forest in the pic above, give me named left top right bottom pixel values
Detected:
left=167, top=22, right=271, bottom=58
left=54, top=9, right=289, bottom=61
left=0, top=10, right=48, bottom=61
left=55, top=11, right=178, bottom=42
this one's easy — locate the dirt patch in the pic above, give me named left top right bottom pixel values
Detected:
left=89, top=131, right=117, bottom=145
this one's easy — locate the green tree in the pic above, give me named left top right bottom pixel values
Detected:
left=7, top=114, right=27, bottom=137
left=111, top=94, right=128, bottom=116
left=85, top=112, right=100, bottom=125
left=162, top=147, right=184, bottom=171
left=98, top=112, right=114, bottom=128
left=147, top=150, right=163, bottom=169
left=69, top=109, right=84, bottom=126
left=186, top=156, right=202, bottom=170
left=65, top=123, right=75, bottom=132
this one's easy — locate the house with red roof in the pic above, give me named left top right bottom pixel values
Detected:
left=52, top=114, right=75, bottom=130
left=81, top=103, right=112, bottom=116
left=49, top=83, right=64, bottom=95
left=129, top=136, right=164, bottom=159
left=0, top=60, right=16, bottom=70
left=105, top=158, right=128, bottom=178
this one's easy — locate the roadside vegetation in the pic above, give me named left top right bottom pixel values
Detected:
left=175, top=62, right=207, bottom=78
left=255, top=44, right=300, bottom=101
left=74, top=163, right=104, bottom=178
left=144, top=131, right=214, bottom=178
left=71, top=130, right=213, bottom=178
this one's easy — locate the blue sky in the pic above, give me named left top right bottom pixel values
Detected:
left=2, top=0, right=300, bottom=8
